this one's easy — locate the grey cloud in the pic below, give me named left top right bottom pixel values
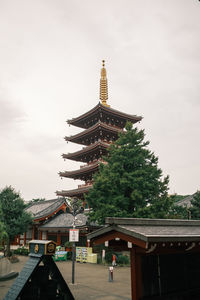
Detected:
left=0, top=96, right=26, bottom=132
left=19, top=134, right=65, bottom=155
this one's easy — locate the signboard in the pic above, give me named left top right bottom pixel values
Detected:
left=69, top=229, right=79, bottom=242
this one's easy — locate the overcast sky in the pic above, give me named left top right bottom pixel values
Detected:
left=0, top=0, right=200, bottom=200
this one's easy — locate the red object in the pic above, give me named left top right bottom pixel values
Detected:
left=112, top=254, right=116, bottom=266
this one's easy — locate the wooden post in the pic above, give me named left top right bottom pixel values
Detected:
left=130, top=247, right=138, bottom=300
left=23, top=232, right=26, bottom=245
left=32, top=227, right=35, bottom=240
left=136, top=254, right=142, bottom=300
left=57, top=233, right=61, bottom=245
left=83, top=200, right=85, bottom=209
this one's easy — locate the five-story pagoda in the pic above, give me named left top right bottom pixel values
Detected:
left=56, top=61, right=142, bottom=206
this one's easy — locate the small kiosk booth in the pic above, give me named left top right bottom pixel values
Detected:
left=87, top=217, right=200, bottom=300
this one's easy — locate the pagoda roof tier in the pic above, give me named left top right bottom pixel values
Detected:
left=59, top=161, right=100, bottom=180
left=67, top=102, right=142, bottom=129
left=56, top=185, right=92, bottom=199
left=62, top=141, right=109, bottom=163
left=65, top=122, right=122, bottom=146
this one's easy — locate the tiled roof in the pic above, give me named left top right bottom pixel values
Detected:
left=56, top=185, right=92, bottom=198
left=87, top=217, right=200, bottom=243
left=176, top=194, right=196, bottom=208
left=65, top=122, right=122, bottom=145
left=59, top=161, right=100, bottom=179
left=62, top=141, right=109, bottom=162
left=40, top=213, right=88, bottom=229
left=67, top=102, right=142, bottom=129
left=26, top=198, right=66, bottom=220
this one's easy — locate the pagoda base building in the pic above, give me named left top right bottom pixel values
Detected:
left=57, top=61, right=142, bottom=206
left=13, top=198, right=98, bottom=247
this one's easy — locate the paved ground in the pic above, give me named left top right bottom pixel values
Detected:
left=0, top=256, right=131, bottom=300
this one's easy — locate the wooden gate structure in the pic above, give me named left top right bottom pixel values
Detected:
left=87, top=217, right=200, bottom=300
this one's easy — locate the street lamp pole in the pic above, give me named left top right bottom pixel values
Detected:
left=68, top=198, right=84, bottom=284
left=72, top=222, right=76, bottom=284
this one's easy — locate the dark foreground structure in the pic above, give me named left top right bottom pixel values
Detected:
left=4, top=240, right=74, bottom=300
left=87, top=218, right=200, bottom=300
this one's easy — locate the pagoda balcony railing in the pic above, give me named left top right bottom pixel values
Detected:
left=79, top=159, right=105, bottom=168
left=81, top=140, right=111, bottom=149
left=78, top=181, right=93, bottom=188
left=104, top=122, right=124, bottom=130
left=80, top=164, right=87, bottom=169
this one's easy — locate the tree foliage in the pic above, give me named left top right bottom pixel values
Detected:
left=0, top=205, right=7, bottom=243
left=190, top=191, right=200, bottom=219
left=0, top=186, right=32, bottom=255
left=86, top=123, right=172, bottom=224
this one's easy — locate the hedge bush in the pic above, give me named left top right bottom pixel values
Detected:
left=13, top=247, right=29, bottom=256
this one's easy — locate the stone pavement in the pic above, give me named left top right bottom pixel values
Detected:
left=0, top=256, right=131, bottom=300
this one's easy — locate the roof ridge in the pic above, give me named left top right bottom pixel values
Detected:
left=105, top=217, right=200, bottom=226
left=67, top=103, right=100, bottom=123
left=26, top=198, right=61, bottom=210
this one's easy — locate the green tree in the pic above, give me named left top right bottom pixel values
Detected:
left=0, top=205, right=7, bottom=243
left=86, top=123, right=171, bottom=224
left=190, top=191, right=200, bottom=219
left=0, top=186, right=32, bottom=256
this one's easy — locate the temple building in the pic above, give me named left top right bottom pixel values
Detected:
left=56, top=61, right=142, bottom=204
left=13, top=198, right=91, bottom=247
left=12, top=198, right=67, bottom=246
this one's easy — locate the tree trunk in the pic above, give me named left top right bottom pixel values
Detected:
left=5, top=238, right=11, bottom=257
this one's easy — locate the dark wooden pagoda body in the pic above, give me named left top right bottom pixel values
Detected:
left=87, top=217, right=200, bottom=300
left=56, top=102, right=142, bottom=202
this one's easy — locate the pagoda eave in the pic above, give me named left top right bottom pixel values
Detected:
left=59, top=162, right=100, bottom=180
left=56, top=185, right=92, bottom=198
left=62, top=141, right=109, bottom=162
left=65, top=122, right=122, bottom=145
left=67, top=102, right=142, bottom=129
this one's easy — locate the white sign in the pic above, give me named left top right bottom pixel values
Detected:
left=128, top=242, right=132, bottom=248
left=102, top=249, right=105, bottom=258
left=69, top=229, right=79, bottom=242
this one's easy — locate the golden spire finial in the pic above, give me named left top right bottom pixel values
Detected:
left=100, top=60, right=110, bottom=107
